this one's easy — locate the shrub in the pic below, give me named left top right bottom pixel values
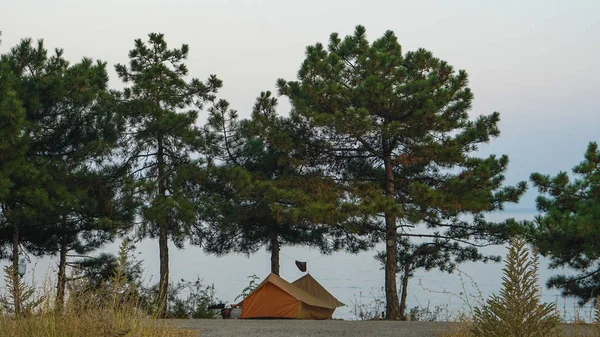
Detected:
left=470, top=237, right=560, bottom=337
left=159, top=277, right=219, bottom=319
left=408, top=302, right=452, bottom=322
left=349, top=287, right=385, bottom=320
left=235, top=274, right=260, bottom=302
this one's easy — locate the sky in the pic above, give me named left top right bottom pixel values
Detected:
left=1, top=0, right=599, bottom=319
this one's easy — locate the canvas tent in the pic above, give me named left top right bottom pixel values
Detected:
left=292, top=273, right=345, bottom=308
left=239, top=273, right=344, bottom=319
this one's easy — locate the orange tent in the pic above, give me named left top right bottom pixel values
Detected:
left=239, top=273, right=344, bottom=319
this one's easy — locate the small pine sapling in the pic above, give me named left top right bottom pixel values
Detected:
left=471, top=237, right=560, bottom=337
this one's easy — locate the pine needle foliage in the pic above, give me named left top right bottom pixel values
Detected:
left=277, top=24, right=526, bottom=319
left=471, top=237, right=560, bottom=337
left=529, top=142, right=600, bottom=305
left=115, top=32, right=222, bottom=317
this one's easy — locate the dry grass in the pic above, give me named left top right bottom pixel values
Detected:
left=0, top=295, right=199, bottom=337
left=0, top=243, right=199, bottom=337
left=437, top=319, right=472, bottom=337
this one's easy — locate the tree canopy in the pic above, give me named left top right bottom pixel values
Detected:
left=0, top=38, right=133, bottom=309
left=278, top=25, right=526, bottom=319
left=0, top=27, right=551, bottom=321
left=200, top=92, right=370, bottom=275
left=529, top=142, right=600, bottom=305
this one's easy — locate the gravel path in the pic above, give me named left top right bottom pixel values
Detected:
left=166, top=319, right=455, bottom=337
left=166, top=319, right=596, bottom=337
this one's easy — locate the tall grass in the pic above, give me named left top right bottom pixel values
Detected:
left=0, top=300, right=197, bottom=337
left=0, top=242, right=198, bottom=337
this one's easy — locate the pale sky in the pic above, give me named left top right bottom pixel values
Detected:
left=2, top=1, right=598, bottom=207
left=1, top=0, right=599, bottom=318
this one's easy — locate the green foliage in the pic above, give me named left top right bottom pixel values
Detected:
left=69, top=241, right=219, bottom=319
left=387, top=238, right=502, bottom=275
left=165, top=278, right=219, bottom=319
left=115, top=32, right=221, bottom=244
left=0, top=38, right=132, bottom=311
left=471, top=237, right=560, bottom=337
left=201, top=92, right=370, bottom=274
left=69, top=242, right=143, bottom=293
left=278, top=24, right=526, bottom=318
left=0, top=55, right=26, bottom=205
left=529, top=142, right=600, bottom=305
left=235, top=274, right=260, bottom=302
left=115, top=32, right=222, bottom=315
left=0, top=39, right=50, bottom=260
left=131, top=277, right=219, bottom=319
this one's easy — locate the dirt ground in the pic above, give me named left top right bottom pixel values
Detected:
left=165, top=319, right=597, bottom=337
left=166, top=319, right=456, bottom=337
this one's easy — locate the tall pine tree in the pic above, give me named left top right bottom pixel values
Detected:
left=278, top=26, right=526, bottom=319
left=115, top=33, right=222, bottom=317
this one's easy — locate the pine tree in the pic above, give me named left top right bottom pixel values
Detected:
left=0, top=38, right=131, bottom=309
left=200, top=92, right=368, bottom=275
left=0, top=37, right=29, bottom=317
left=0, top=39, right=58, bottom=285
left=472, top=237, right=560, bottom=337
left=278, top=25, right=526, bottom=319
left=529, top=142, right=600, bottom=305
left=115, top=33, right=222, bottom=317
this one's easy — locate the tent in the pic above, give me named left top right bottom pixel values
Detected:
left=292, top=273, right=345, bottom=308
left=239, top=273, right=344, bottom=319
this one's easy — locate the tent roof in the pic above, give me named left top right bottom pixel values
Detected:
left=248, top=273, right=338, bottom=309
left=292, top=273, right=345, bottom=308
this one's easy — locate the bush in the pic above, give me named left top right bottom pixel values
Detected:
left=349, top=287, right=385, bottom=320
left=155, top=277, right=219, bottom=319
left=408, top=302, right=452, bottom=322
left=68, top=240, right=220, bottom=319
left=235, top=274, right=260, bottom=302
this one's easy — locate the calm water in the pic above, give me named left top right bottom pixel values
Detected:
left=1, top=211, right=591, bottom=321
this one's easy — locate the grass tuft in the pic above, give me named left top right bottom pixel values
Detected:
left=0, top=241, right=199, bottom=337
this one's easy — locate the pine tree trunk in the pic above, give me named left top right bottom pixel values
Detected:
left=399, top=262, right=410, bottom=320
left=157, top=135, right=169, bottom=318
left=56, top=218, right=68, bottom=311
left=270, top=229, right=280, bottom=276
left=12, top=221, right=21, bottom=316
left=383, top=153, right=400, bottom=320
